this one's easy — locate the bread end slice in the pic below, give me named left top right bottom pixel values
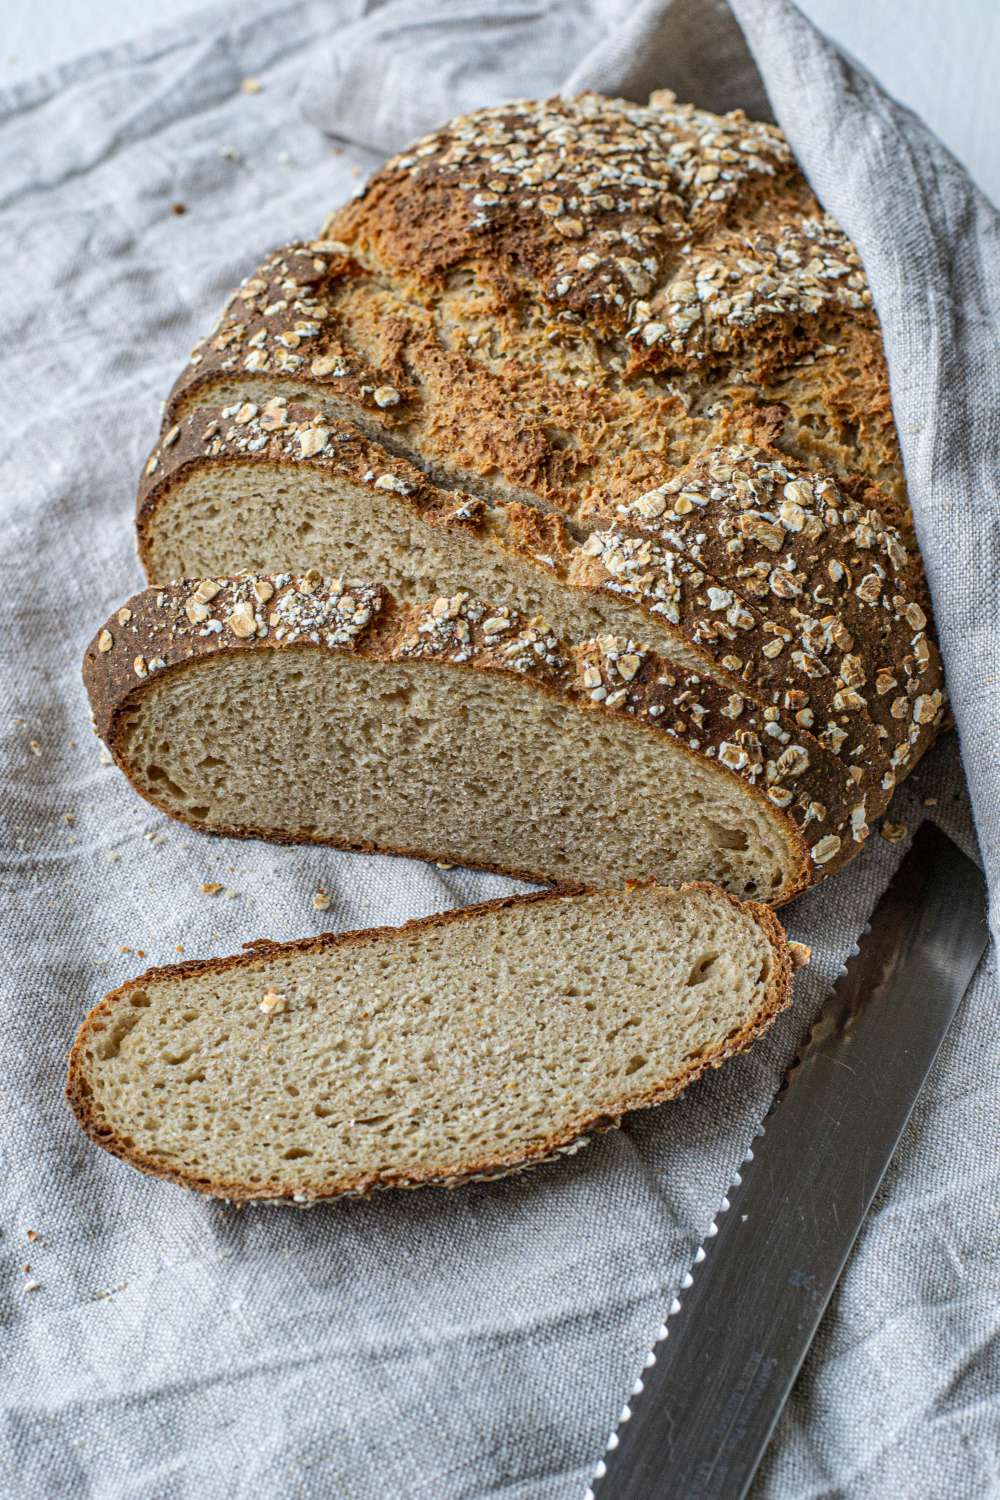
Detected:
left=66, top=883, right=793, bottom=1202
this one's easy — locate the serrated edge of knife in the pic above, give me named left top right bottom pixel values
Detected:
left=584, top=933, right=868, bottom=1499
left=583, top=1126, right=763, bottom=1498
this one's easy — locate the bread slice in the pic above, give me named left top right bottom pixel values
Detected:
left=66, top=882, right=794, bottom=1201
left=137, top=402, right=942, bottom=794
left=83, top=573, right=873, bottom=904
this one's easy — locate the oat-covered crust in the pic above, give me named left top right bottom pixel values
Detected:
left=329, top=92, right=823, bottom=347
left=588, top=443, right=946, bottom=782
left=66, top=882, right=793, bottom=1202
left=567, top=524, right=892, bottom=789
left=163, top=92, right=905, bottom=520
left=84, top=574, right=876, bottom=899
left=85, top=572, right=390, bottom=750
left=137, top=396, right=483, bottom=574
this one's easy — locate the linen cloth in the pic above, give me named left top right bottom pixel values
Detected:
left=1, top=1, right=997, bottom=1496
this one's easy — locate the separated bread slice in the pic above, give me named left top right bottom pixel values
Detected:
left=84, top=573, right=873, bottom=903
left=66, top=882, right=794, bottom=1201
left=137, top=400, right=914, bottom=806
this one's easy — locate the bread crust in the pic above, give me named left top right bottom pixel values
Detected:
left=65, top=882, right=793, bottom=1202
left=586, top=442, right=945, bottom=781
left=162, top=96, right=906, bottom=520
left=83, top=573, right=876, bottom=899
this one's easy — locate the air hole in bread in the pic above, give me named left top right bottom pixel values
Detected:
left=146, top=764, right=190, bottom=801
left=162, top=1045, right=199, bottom=1066
left=97, top=1012, right=143, bottom=1061
left=686, top=952, right=720, bottom=987
left=704, top=820, right=750, bottom=852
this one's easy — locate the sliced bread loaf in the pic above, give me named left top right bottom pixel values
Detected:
left=140, top=91, right=944, bottom=822
left=66, top=882, right=794, bottom=1201
left=137, top=401, right=942, bottom=793
left=84, top=573, right=874, bottom=903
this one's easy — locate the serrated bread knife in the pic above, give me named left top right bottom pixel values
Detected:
left=588, top=822, right=989, bottom=1500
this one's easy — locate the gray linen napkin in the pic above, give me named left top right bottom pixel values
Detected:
left=1, top=2, right=997, bottom=1497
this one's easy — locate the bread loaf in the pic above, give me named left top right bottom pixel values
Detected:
left=143, top=90, right=944, bottom=808
left=84, top=572, right=877, bottom=903
left=66, top=882, right=793, bottom=1201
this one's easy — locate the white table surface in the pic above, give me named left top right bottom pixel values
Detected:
left=5, top=0, right=998, bottom=206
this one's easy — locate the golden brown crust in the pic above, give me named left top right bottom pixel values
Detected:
left=163, top=240, right=903, bottom=522
left=65, top=881, right=793, bottom=1202
left=328, top=92, right=799, bottom=337
left=163, top=94, right=906, bottom=519
left=83, top=574, right=875, bottom=897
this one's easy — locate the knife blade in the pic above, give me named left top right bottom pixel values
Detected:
left=588, top=822, right=989, bottom=1500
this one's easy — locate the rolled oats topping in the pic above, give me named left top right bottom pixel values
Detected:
left=270, top=575, right=382, bottom=647
left=810, top=834, right=841, bottom=865
left=571, top=520, right=894, bottom=791
left=398, top=593, right=566, bottom=674
left=610, top=441, right=945, bottom=773
left=140, top=401, right=464, bottom=541
left=172, top=240, right=400, bottom=406
left=634, top=215, right=870, bottom=363
left=334, top=91, right=797, bottom=341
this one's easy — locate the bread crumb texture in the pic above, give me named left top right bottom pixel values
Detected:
left=67, top=884, right=792, bottom=1200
